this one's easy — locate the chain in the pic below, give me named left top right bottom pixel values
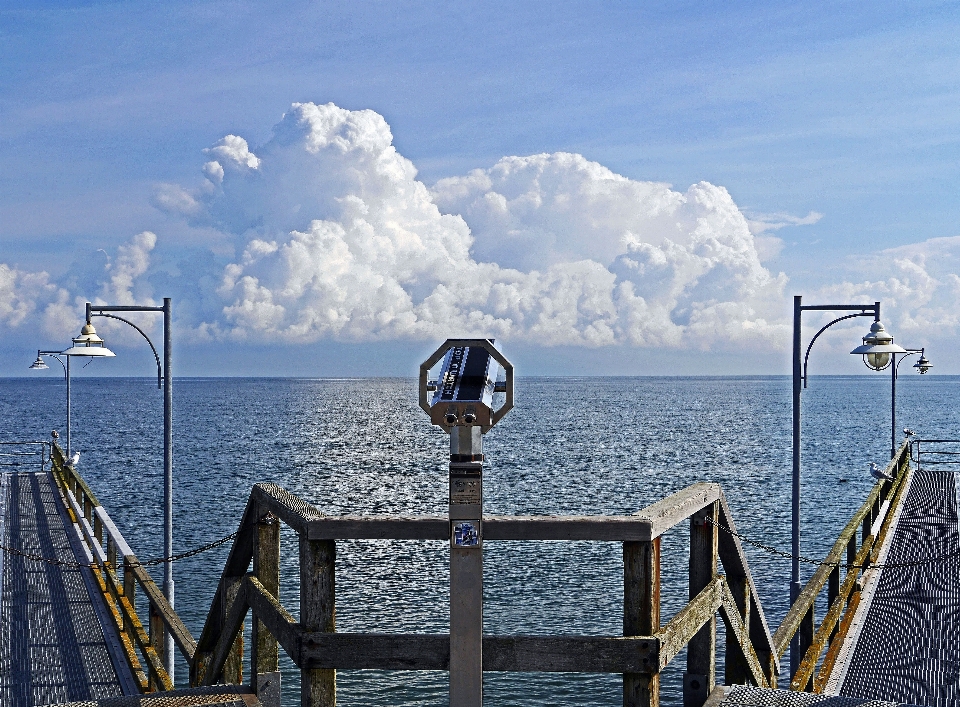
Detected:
left=0, top=516, right=267, bottom=570
left=707, top=516, right=960, bottom=570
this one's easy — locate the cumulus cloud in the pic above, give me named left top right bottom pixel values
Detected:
left=0, top=233, right=156, bottom=340
left=161, top=102, right=792, bottom=349
left=810, top=236, right=960, bottom=344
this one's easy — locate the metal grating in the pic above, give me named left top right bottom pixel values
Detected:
left=44, top=684, right=259, bottom=707
left=0, top=472, right=124, bottom=706
left=720, top=685, right=924, bottom=706
left=839, top=469, right=960, bottom=707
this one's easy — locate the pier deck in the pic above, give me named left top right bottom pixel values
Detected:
left=0, top=471, right=133, bottom=706
left=833, top=468, right=960, bottom=706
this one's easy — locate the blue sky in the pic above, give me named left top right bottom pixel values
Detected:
left=2, top=1, right=959, bottom=376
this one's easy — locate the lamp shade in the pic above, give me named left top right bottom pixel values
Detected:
left=914, top=354, right=932, bottom=374
left=850, top=321, right=906, bottom=371
left=28, top=355, right=49, bottom=370
left=61, top=322, right=115, bottom=357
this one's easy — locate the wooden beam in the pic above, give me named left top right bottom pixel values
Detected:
left=656, top=576, right=724, bottom=671
left=634, top=483, right=721, bottom=541
left=718, top=582, right=767, bottom=688
left=298, top=634, right=660, bottom=673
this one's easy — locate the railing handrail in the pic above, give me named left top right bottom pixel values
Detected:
left=771, top=439, right=911, bottom=692
left=49, top=442, right=196, bottom=693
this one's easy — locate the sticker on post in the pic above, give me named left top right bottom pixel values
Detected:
left=452, top=521, right=481, bottom=547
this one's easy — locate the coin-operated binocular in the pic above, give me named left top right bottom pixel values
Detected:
left=419, top=339, right=513, bottom=707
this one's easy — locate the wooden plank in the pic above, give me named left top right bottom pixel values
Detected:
left=718, top=582, right=767, bottom=688
left=486, top=516, right=655, bottom=541
left=298, top=634, right=660, bottom=673
left=129, top=563, right=198, bottom=661
left=656, top=576, right=724, bottom=671
left=192, top=495, right=258, bottom=684
left=306, top=515, right=660, bottom=541
left=253, top=483, right=324, bottom=536
left=634, top=483, right=721, bottom=541
left=715, top=493, right=777, bottom=685
left=245, top=576, right=302, bottom=665
left=202, top=578, right=250, bottom=686
left=307, top=515, right=447, bottom=540
left=300, top=537, right=335, bottom=707
left=624, top=539, right=660, bottom=707
left=685, top=502, right=718, bottom=706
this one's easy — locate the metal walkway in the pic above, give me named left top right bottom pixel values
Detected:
left=0, top=471, right=132, bottom=706
left=834, top=468, right=960, bottom=706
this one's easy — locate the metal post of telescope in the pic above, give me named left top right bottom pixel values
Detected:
left=449, top=425, right=484, bottom=707
left=420, top=339, right=513, bottom=707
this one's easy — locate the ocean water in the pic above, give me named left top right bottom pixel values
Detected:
left=0, top=374, right=955, bottom=706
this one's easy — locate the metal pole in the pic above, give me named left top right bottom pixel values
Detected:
left=790, top=295, right=802, bottom=676
left=162, top=297, right=174, bottom=680
left=891, top=354, right=897, bottom=460
left=66, top=355, right=71, bottom=458
left=449, top=425, right=483, bottom=707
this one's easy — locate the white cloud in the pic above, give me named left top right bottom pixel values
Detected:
left=0, top=233, right=156, bottom=340
left=172, top=103, right=791, bottom=349
left=8, top=102, right=959, bottom=359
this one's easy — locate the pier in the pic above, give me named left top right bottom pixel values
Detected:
left=0, top=359, right=956, bottom=705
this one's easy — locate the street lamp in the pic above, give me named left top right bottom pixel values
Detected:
left=790, top=296, right=898, bottom=676
left=71, top=298, right=174, bottom=679
left=878, top=348, right=932, bottom=459
left=29, top=350, right=72, bottom=455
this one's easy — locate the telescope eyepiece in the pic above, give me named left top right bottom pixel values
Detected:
left=444, top=410, right=459, bottom=425
left=462, top=410, right=477, bottom=425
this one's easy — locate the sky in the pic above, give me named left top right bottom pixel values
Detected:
left=2, top=1, right=960, bottom=377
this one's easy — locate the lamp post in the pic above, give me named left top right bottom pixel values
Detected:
left=790, top=296, right=903, bottom=676
left=29, top=350, right=71, bottom=455
left=65, top=298, right=174, bottom=679
left=885, top=349, right=932, bottom=459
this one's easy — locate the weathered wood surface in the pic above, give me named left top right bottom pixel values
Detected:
left=252, top=508, right=280, bottom=698
left=624, top=539, right=661, bottom=707
left=718, top=582, right=768, bottom=688
left=298, top=634, right=661, bottom=673
left=300, top=537, right=335, bottom=707
left=657, top=576, right=724, bottom=671
left=716, top=493, right=777, bottom=685
left=685, top=502, right=718, bottom=706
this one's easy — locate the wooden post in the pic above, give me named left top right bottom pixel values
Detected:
left=724, top=573, right=751, bottom=686
left=624, top=539, right=660, bottom=707
left=149, top=601, right=165, bottom=691
left=828, top=566, right=840, bottom=643
left=796, top=605, right=815, bottom=690
left=301, top=537, right=335, bottom=707
left=253, top=511, right=281, bottom=707
left=685, top=502, right=718, bottom=707
left=123, top=558, right=136, bottom=644
left=222, top=576, right=245, bottom=684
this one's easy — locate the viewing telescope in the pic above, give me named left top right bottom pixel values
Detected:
left=419, top=338, right=513, bottom=707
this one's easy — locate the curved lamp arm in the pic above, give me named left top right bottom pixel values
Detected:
left=91, top=313, right=162, bottom=389
left=38, top=351, right=67, bottom=379
left=894, top=348, right=924, bottom=379
left=802, top=312, right=875, bottom=388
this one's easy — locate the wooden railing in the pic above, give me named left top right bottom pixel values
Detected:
left=190, top=481, right=780, bottom=707
left=45, top=437, right=913, bottom=705
left=771, top=439, right=911, bottom=693
left=49, top=442, right=196, bottom=693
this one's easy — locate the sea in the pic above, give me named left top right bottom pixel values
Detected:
left=1, top=374, right=955, bottom=706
